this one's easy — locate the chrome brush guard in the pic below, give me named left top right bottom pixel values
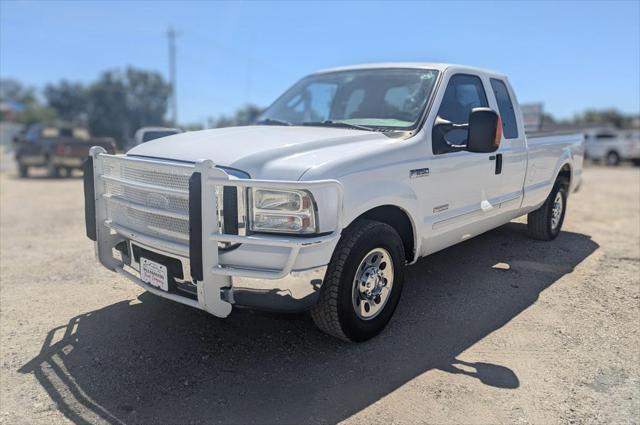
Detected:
left=85, top=146, right=343, bottom=317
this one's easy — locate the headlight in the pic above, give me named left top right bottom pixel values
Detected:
left=249, top=188, right=317, bottom=234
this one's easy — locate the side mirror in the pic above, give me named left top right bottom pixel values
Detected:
left=467, top=108, right=501, bottom=153
left=433, top=116, right=470, bottom=150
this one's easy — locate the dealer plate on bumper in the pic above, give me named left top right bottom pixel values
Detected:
left=140, top=257, right=169, bottom=291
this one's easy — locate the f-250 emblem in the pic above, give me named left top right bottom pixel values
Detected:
left=410, top=168, right=430, bottom=179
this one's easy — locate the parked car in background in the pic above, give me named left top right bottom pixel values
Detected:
left=122, top=127, right=182, bottom=152
left=622, top=130, right=640, bottom=166
left=14, top=124, right=116, bottom=177
left=85, top=63, right=584, bottom=341
left=584, top=128, right=640, bottom=166
left=133, top=127, right=182, bottom=146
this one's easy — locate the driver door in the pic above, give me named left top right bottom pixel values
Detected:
left=422, top=73, right=501, bottom=252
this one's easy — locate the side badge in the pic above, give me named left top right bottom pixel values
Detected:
left=410, top=168, right=430, bottom=179
left=433, top=204, right=449, bottom=213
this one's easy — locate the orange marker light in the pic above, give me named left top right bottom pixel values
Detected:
left=494, top=115, right=503, bottom=148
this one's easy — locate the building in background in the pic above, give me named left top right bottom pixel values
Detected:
left=520, top=102, right=544, bottom=133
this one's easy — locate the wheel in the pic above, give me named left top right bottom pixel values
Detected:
left=311, top=219, right=406, bottom=342
left=527, top=180, right=568, bottom=241
left=46, top=157, right=60, bottom=178
left=632, top=159, right=640, bottom=167
left=606, top=151, right=620, bottom=166
left=18, top=163, right=29, bottom=178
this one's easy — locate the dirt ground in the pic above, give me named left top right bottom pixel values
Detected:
left=0, top=157, right=638, bottom=425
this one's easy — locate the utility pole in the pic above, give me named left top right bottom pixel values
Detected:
left=167, top=26, right=178, bottom=126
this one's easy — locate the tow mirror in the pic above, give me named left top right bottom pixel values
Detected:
left=467, top=108, right=501, bottom=153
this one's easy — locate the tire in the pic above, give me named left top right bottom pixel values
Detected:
left=527, top=179, right=568, bottom=241
left=311, top=219, right=406, bottom=342
left=18, top=163, right=29, bottom=178
left=46, top=157, right=60, bottom=178
left=632, top=159, right=640, bottom=167
left=606, top=151, right=620, bottom=166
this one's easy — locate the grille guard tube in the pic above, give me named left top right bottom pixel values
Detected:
left=88, top=148, right=344, bottom=318
left=188, top=172, right=204, bottom=281
left=83, top=157, right=97, bottom=241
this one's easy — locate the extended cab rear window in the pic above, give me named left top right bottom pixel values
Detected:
left=490, top=78, right=519, bottom=139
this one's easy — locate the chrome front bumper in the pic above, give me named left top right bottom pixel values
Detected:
left=117, top=239, right=328, bottom=312
left=229, top=266, right=327, bottom=312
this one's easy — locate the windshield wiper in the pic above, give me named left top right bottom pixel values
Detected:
left=301, top=120, right=378, bottom=132
left=256, top=118, right=293, bottom=126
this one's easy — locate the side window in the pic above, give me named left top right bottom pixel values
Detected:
left=432, top=74, right=488, bottom=154
left=280, top=82, right=337, bottom=122
left=490, top=79, right=518, bottom=139
left=595, top=133, right=615, bottom=141
left=24, top=125, right=41, bottom=143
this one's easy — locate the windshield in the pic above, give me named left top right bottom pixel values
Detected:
left=259, top=68, right=439, bottom=131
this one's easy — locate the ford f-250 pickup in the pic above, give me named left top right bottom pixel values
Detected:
left=84, top=63, right=584, bottom=342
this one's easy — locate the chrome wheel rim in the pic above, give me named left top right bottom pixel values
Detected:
left=551, top=192, right=563, bottom=230
left=352, top=248, right=394, bottom=320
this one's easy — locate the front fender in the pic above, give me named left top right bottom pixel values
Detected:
left=341, top=179, right=421, bottom=258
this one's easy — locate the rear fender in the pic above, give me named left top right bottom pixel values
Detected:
left=552, top=148, right=574, bottom=189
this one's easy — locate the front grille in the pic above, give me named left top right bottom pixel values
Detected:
left=111, top=203, right=190, bottom=240
left=101, top=156, right=242, bottom=249
left=105, top=180, right=190, bottom=212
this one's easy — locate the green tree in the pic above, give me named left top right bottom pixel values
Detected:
left=541, top=113, right=556, bottom=125
left=44, top=80, right=88, bottom=123
left=87, top=67, right=171, bottom=148
left=87, top=70, right=129, bottom=145
left=124, top=67, right=171, bottom=133
left=17, top=105, right=57, bottom=125
left=575, top=109, right=632, bottom=129
left=0, top=79, right=36, bottom=105
left=208, top=104, right=264, bottom=128
left=0, top=79, right=58, bottom=124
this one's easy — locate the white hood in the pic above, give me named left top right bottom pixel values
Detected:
left=127, top=125, right=391, bottom=180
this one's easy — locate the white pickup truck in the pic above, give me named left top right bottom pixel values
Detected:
left=584, top=128, right=640, bottom=166
left=84, top=63, right=584, bottom=341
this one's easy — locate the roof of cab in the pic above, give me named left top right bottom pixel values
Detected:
left=313, top=62, right=503, bottom=77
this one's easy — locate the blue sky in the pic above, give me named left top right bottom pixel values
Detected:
left=1, top=1, right=639, bottom=125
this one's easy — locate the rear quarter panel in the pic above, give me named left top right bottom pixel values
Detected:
left=521, top=133, right=584, bottom=212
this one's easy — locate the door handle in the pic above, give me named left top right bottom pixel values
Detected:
left=489, top=154, right=503, bottom=175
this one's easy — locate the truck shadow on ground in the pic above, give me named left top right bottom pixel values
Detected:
left=20, top=223, right=598, bottom=424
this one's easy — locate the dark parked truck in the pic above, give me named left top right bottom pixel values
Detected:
left=14, top=124, right=116, bottom=178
